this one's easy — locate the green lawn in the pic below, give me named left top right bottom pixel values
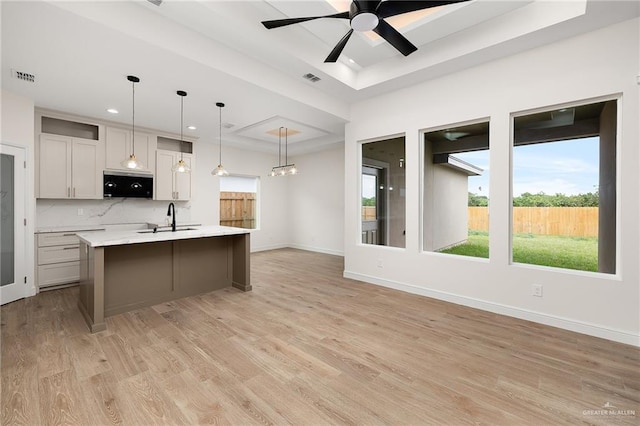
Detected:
left=438, top=230, right=598, bottom=272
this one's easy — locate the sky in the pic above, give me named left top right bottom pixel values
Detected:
left=456, top=136, right=599, bottom=197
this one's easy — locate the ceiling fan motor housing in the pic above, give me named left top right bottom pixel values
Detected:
left=350, top=1, right=380, bottom=31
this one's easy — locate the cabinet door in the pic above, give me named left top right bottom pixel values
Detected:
left=174, top=154, right=192, bottom=201
left=155, top=150, right=175, bottom=200
left=72, top=138, right=103, bottom=199
left=133, top=132, right=154, bottom=173
left=39, top=134, right=71, bottom=198
left=105, top=126, right=129, bottom=170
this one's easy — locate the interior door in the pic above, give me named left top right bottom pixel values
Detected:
left=0, top=144, right=26, bottom=305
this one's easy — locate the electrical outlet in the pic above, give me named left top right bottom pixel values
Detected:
left=377, top=258, right=383, bottom=268
left=532, top=284, right=543, bottom=297
left=77, top=208, right=84, bottom=216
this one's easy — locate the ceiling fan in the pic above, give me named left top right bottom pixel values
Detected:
left=261, top=0, right=470, bottom=63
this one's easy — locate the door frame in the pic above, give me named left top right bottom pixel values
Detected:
left=0, top=143, right=29, bottom=304
left=362, top=158, right=390, bottom=246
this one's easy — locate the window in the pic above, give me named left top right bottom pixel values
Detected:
left=361, top=137, right=406, bottom=248
left=219, top=176, right=259, bottom=229
left=423, top=121, right=490, bottom=259
left=512, top=100, right=616, bottom=273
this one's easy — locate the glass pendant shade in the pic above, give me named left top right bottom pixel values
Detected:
left=173, top=90, right=191, bottom=173
left=171, top=158, right=190, bottom=173
left=213, top=164, right=229, bottom=176
left=212, top=102, right=229, bottom=176
left=121, top=75, right=144, bottom=170
left=122, top=153, right=144, bottom=170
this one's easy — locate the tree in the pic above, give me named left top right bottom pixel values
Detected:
left=468, top=192, right=489, bottom=206
left=362, top=197, right=376, bottom=206
left=512, top=191, right=599, bottom=207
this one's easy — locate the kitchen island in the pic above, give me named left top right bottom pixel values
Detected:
left=76, top=226, right=251, bottom=332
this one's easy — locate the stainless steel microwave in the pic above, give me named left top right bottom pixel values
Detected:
left=103, top=171, right=153, bottom=199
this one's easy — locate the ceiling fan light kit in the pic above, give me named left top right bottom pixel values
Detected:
left=261, top=0, right=470, bottom=63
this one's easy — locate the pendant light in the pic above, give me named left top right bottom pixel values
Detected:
left=121, top=75, right=144, bottom=170
left=212, top=102, right=229, bottom=176
left=269, top=127, right=297, bottom=176
left=172, top=90, right=191, bottom=173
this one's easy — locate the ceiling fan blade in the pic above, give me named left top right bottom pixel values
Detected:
left=324, top=29, right=354, bottom=63
left=353, top=0, right=382, bottom=12
left=377, top=0, right=470, bottom=19
left=373, top=19, right=417, bottom=56
left=262, top=11, right=349, bottom=29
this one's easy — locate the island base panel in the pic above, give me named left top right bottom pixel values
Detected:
left=78, top=233, right=250, bottom=332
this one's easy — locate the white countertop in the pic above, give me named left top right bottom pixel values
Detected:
left=36, top=225, right=107, bottom=233
left=76, top=225, right=250, bottom=248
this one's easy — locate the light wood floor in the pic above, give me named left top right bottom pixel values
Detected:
left=2, top=248, right=639, bottom=425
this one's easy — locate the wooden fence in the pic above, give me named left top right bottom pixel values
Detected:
left=362, top=206, right=376, bottom=220
left=220, top=191, right=256, bottom=229
left=363, top=206, right=597, bottom=237
left=469, top=206, right=598, bottom=237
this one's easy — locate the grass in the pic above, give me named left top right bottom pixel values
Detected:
left=438, top=230, right=598, bottom=272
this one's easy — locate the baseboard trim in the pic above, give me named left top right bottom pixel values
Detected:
left=288, top=244, right=344, bottom=257
left=250, top=243, right=289, bottom=253
left=343, top=270, right=639, bottom=347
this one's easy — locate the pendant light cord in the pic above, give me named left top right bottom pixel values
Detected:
left=278, top=127, right=282, bottom=167
left=219, top=106, right=222, bottom=165
left=285, top=127, right=288, bottom=165
left=180, top=95, right=184, bottom=162
left=131, top=79, right=135, bottom=156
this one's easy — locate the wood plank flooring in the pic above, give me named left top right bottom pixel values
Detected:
left=2, top=248, right=639, bottom=425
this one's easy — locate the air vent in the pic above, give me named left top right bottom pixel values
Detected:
left=302, top=73, right=321, bottom=83
left=147, top=0, right=162, bottom=6
left=12, top=69, right=35, bottom=83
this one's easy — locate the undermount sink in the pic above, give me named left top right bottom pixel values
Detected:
left=137, top=227, right=198, bottom=234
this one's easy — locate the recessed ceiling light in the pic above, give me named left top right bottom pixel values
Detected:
left=348, top=58, right=355, bottom=64
left=106, top=108, right=119, bottom=114
left=187, top=125, right=196, bottom=130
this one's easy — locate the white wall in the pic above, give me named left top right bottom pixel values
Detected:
left=432, top=165, right=470, bottom=251
left=344, top=18, right=640, bottom=345
left=1, top=90, right=36, bottom=297
left=289, top=144, right=345, bottom=255
left=191, top=142, right=292, bottom=252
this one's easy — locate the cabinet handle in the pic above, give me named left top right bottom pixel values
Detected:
left=62, top=233, right=75, bottom=236
left=176, top=191, right=179, bottom=200
left=67, top=187, right=70, bottom=197
left=73, top=188, right=76, bottom=197
left=62, top=246, right=78, bottom=250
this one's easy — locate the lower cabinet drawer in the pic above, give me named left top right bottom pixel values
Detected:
left=38, top=245, right=80, bottom=265
left=37, top=232, right=79, bottom=247
left=38, top=261, right=80, bottom=288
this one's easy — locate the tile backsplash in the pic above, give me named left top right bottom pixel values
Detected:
left=36, top=198, right=191, bottom=229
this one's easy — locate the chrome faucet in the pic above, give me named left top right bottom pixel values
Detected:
left=167, top=202, right=176, bottom=232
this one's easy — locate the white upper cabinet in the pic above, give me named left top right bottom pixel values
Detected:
left=155, top=150, right=193, bottom=201
left=174, top=155, right=192, bottom=201
left=35, top=111, right=196, bottom=201
left=38, top=134, right=103, bottom=199
left=105, top=126, right=156, bottom=173
left=38, top=134, right=72, bottom=199
left=71, top=138, right=103, bottom=198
